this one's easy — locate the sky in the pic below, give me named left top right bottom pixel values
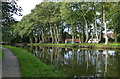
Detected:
left=13, top=0, right=42, bottom=21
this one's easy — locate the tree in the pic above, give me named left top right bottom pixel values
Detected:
left=109, top=2, right=120, bottom=42
left=12, top=2, right=120, bottom=44
left=32, top=2, right=62, bottom=43
left=14, top=13, right=37, bottom=43
left=102, top=3, right=114, bottom=45
left=1, top=1, right=22, bottom=43
left=60, top=2, right=82, bottom=43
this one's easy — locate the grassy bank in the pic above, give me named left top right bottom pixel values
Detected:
left=0, top=48, right=2, bottom=59
left=2, top=45, right=61, bottom=77
left=27, top=43, right=120, bottom=49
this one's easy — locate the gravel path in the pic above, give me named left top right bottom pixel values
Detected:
left=1, top=47, right=21, bottom=77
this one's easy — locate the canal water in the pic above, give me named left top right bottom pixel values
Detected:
left=21, top=46, right=119, bottom=77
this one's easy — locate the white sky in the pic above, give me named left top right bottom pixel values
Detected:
left=13, top=0, right=42, bottom=21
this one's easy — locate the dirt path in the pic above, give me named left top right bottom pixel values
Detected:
left=1, top=47, right=21, bottom=77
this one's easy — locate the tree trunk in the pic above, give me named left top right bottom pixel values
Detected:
left=99, top=21, right=102, bottom=43
left=50, top=24, right=54, bottom=43
left=54, top=24, right=57, bottom=44
left=41, top=28, right=45, bottom=43
left=91, top=4, right=99, bottom=44
left=34, top=36, right=38, bottom=43
left=78, top=26, right=82, bottom=43
left=91, top=24, right=95, bottom=43
left=114, top=32, right=117, bottom=42
left=94, top=5, right=99, bottom=44
left=72, top=34, right=74, bottom=44
left=103, top=7, right=108, bottom=45
left=82, top=27, right=85, bottom=43
left=38, top=35, right=41, bottom=43
left=72, top=24, right=75, bottom=44
left=104, top=21, right=108, bottom=45
left=81, top=11, right=89, bottom=43
left=80, top=7, right=88, bottom=43
left=55, top=24, right=60, bottom=44
left=95, top=25, right=99, bottom=44
left=85, top=22, right=89, bottom=43
left=99, top=11, right=103, bottom=43
left=29, top=37, right=33, bottom=44
left=78, top=35, right=81, bottom=43
left=99, top=4, right=103, bottom=43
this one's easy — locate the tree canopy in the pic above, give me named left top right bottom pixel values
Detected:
left=4, top=2, right=120, bottom=44
left=1, top=1, right=22, bottom=43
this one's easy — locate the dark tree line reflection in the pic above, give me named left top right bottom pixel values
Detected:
left=24, top=46, right=119, bottom=77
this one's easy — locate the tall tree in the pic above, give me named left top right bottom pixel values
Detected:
left=109, top=2, right=120, bottom=42
left=1, top=1, right=22, bottom=43
left=14, top=14, right=36, bottom=43
left=60, top=2, right=80, bottom=43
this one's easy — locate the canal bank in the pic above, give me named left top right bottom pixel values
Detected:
left=26, top=43, right=120, bottom=50
left=2, top=45, right=61, bottom=77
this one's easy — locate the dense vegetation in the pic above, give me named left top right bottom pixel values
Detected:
left=2, top=2, right=120, bottom=45
left=1, top=1, right=22, bottom=43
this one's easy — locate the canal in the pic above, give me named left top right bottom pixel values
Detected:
left=20, top=45, right=119, bottom=77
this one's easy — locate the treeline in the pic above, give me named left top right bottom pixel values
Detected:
left=4, top=2, right=120, bottom=44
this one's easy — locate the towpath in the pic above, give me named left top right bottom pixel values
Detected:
left=1, top=47, right=21, bottom=77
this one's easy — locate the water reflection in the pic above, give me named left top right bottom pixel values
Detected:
left=23, top=46, right=119, bottom=77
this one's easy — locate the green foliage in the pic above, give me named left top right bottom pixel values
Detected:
left=108, top=2, right=120, bottom=42
left=9, top=2, right=120, bottom=44
left=14, top=14, right=35, bottom=37
left=2, top=1, right=22, bottom=43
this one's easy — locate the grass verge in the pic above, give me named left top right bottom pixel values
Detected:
left=2, top=45, right=61, bottom=77
left=27, top=43, right=120, bottom=49
left=0, top=48, right=2, bottom=59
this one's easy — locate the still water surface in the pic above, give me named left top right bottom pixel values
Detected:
left=22, top=46, right=119, bottom=77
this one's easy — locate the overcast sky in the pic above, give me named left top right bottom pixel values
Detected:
left=13, top=0, right=42, bottom=21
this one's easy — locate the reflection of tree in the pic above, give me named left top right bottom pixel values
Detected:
left=104, top=50, right=108, bottom=77
left=30, top=45, right=33, bottom=54
left=42, top=47, right=45, bottom=59
left=29, top=46, right=119, bottom=77
left=34, top=46, right=38, bottom=56
left=56, top=47, right=60, bottom=63
left=89, top=50, right=94, bottom=64
left=50, top=47, right=54, bottom=64
left=86, top=50, right=89, bottom=70
left=96, top=50, right=100, bottom=76
left=106, top=50, right=119, bottom=77
left=53, top=47, right=61, bottom=64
